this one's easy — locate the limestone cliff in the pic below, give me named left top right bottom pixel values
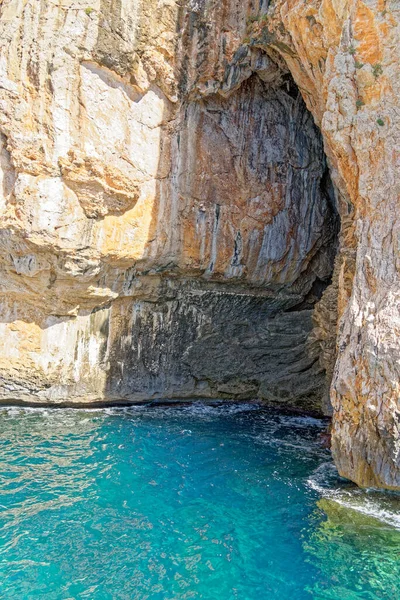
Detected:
left=263, top=0, right=400, bottom=491
left=0, top=0, right=398, bottom=490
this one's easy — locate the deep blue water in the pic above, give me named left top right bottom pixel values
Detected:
left=0, top=403, right=399, bottom=599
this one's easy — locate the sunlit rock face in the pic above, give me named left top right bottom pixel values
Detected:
left=0, top=0, right=338, bottom=412
left=1, top=0, right=398, bottom=489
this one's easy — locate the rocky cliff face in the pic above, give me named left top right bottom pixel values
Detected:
left=0, top=0, right=398, bottom=489
left=263, top=0, right=400, bottom=491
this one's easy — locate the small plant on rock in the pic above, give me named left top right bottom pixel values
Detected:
left=377, top=118, right=385, bottom=126
left=85, top=7, right=94, bottom=16
left=247, top=15, right=258, bottom=25
left=372, top=63, right=383, bottom=78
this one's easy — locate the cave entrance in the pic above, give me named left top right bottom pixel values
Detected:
left=107, top=59, right=340, bottom=415
left=169, top=59, right=340, bottom=413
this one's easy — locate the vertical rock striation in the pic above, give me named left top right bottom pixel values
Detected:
left=0, top=0, right=338, bottom=411
left=0, top=0, right=398, bottom=489
left=258, top=0, right=400, bottom=489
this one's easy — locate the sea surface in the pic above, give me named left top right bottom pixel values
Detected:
left=0, top=403, right=399, bottom=599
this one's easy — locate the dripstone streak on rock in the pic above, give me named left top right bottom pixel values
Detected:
left=0, top=0, right=398, bottom=490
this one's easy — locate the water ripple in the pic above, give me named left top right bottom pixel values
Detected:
left=0, top=403, right=398, bottom=599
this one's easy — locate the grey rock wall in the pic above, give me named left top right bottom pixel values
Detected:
left=105, top=281, right=326, bottom=412
left=0, top=0, right=338, bottom=416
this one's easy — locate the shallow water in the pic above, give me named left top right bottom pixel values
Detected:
left=0, top=403, right=399, bottom=599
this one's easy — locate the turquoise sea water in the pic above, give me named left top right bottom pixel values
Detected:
left=0, top=403, right=399, bottom=600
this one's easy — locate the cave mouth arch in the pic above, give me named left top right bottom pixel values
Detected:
left=0, top=23, right=339, bottom=414
left=104, top=65, right=340, bottom=416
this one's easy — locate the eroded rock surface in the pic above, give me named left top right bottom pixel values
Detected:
left=260, top=0, right=400, bottom=490
left=0, top=0, right=398, bottom=489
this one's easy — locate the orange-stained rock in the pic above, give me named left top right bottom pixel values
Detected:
left=262, top=0, right=400, bottom=489
left=353, top=1, right=382, bottom=65
left=0, top=0, right=399, bottom=489
left=0, top=0, right=337, bottom=415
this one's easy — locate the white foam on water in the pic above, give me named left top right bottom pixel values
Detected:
left=278, top=415, right=326, bottom=428
left=0, top=401, right=262, bottom=432
left=334, top=497, right=400, bottom=529
left=179, top=401, right=260, bottom=415
left=307, top=461, right=340, bottom=493
left=99, top=401, right=261, bottom=421
left=307, top=461, right=400, bottom=529
left=3, top=403, right=399, bottom=530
